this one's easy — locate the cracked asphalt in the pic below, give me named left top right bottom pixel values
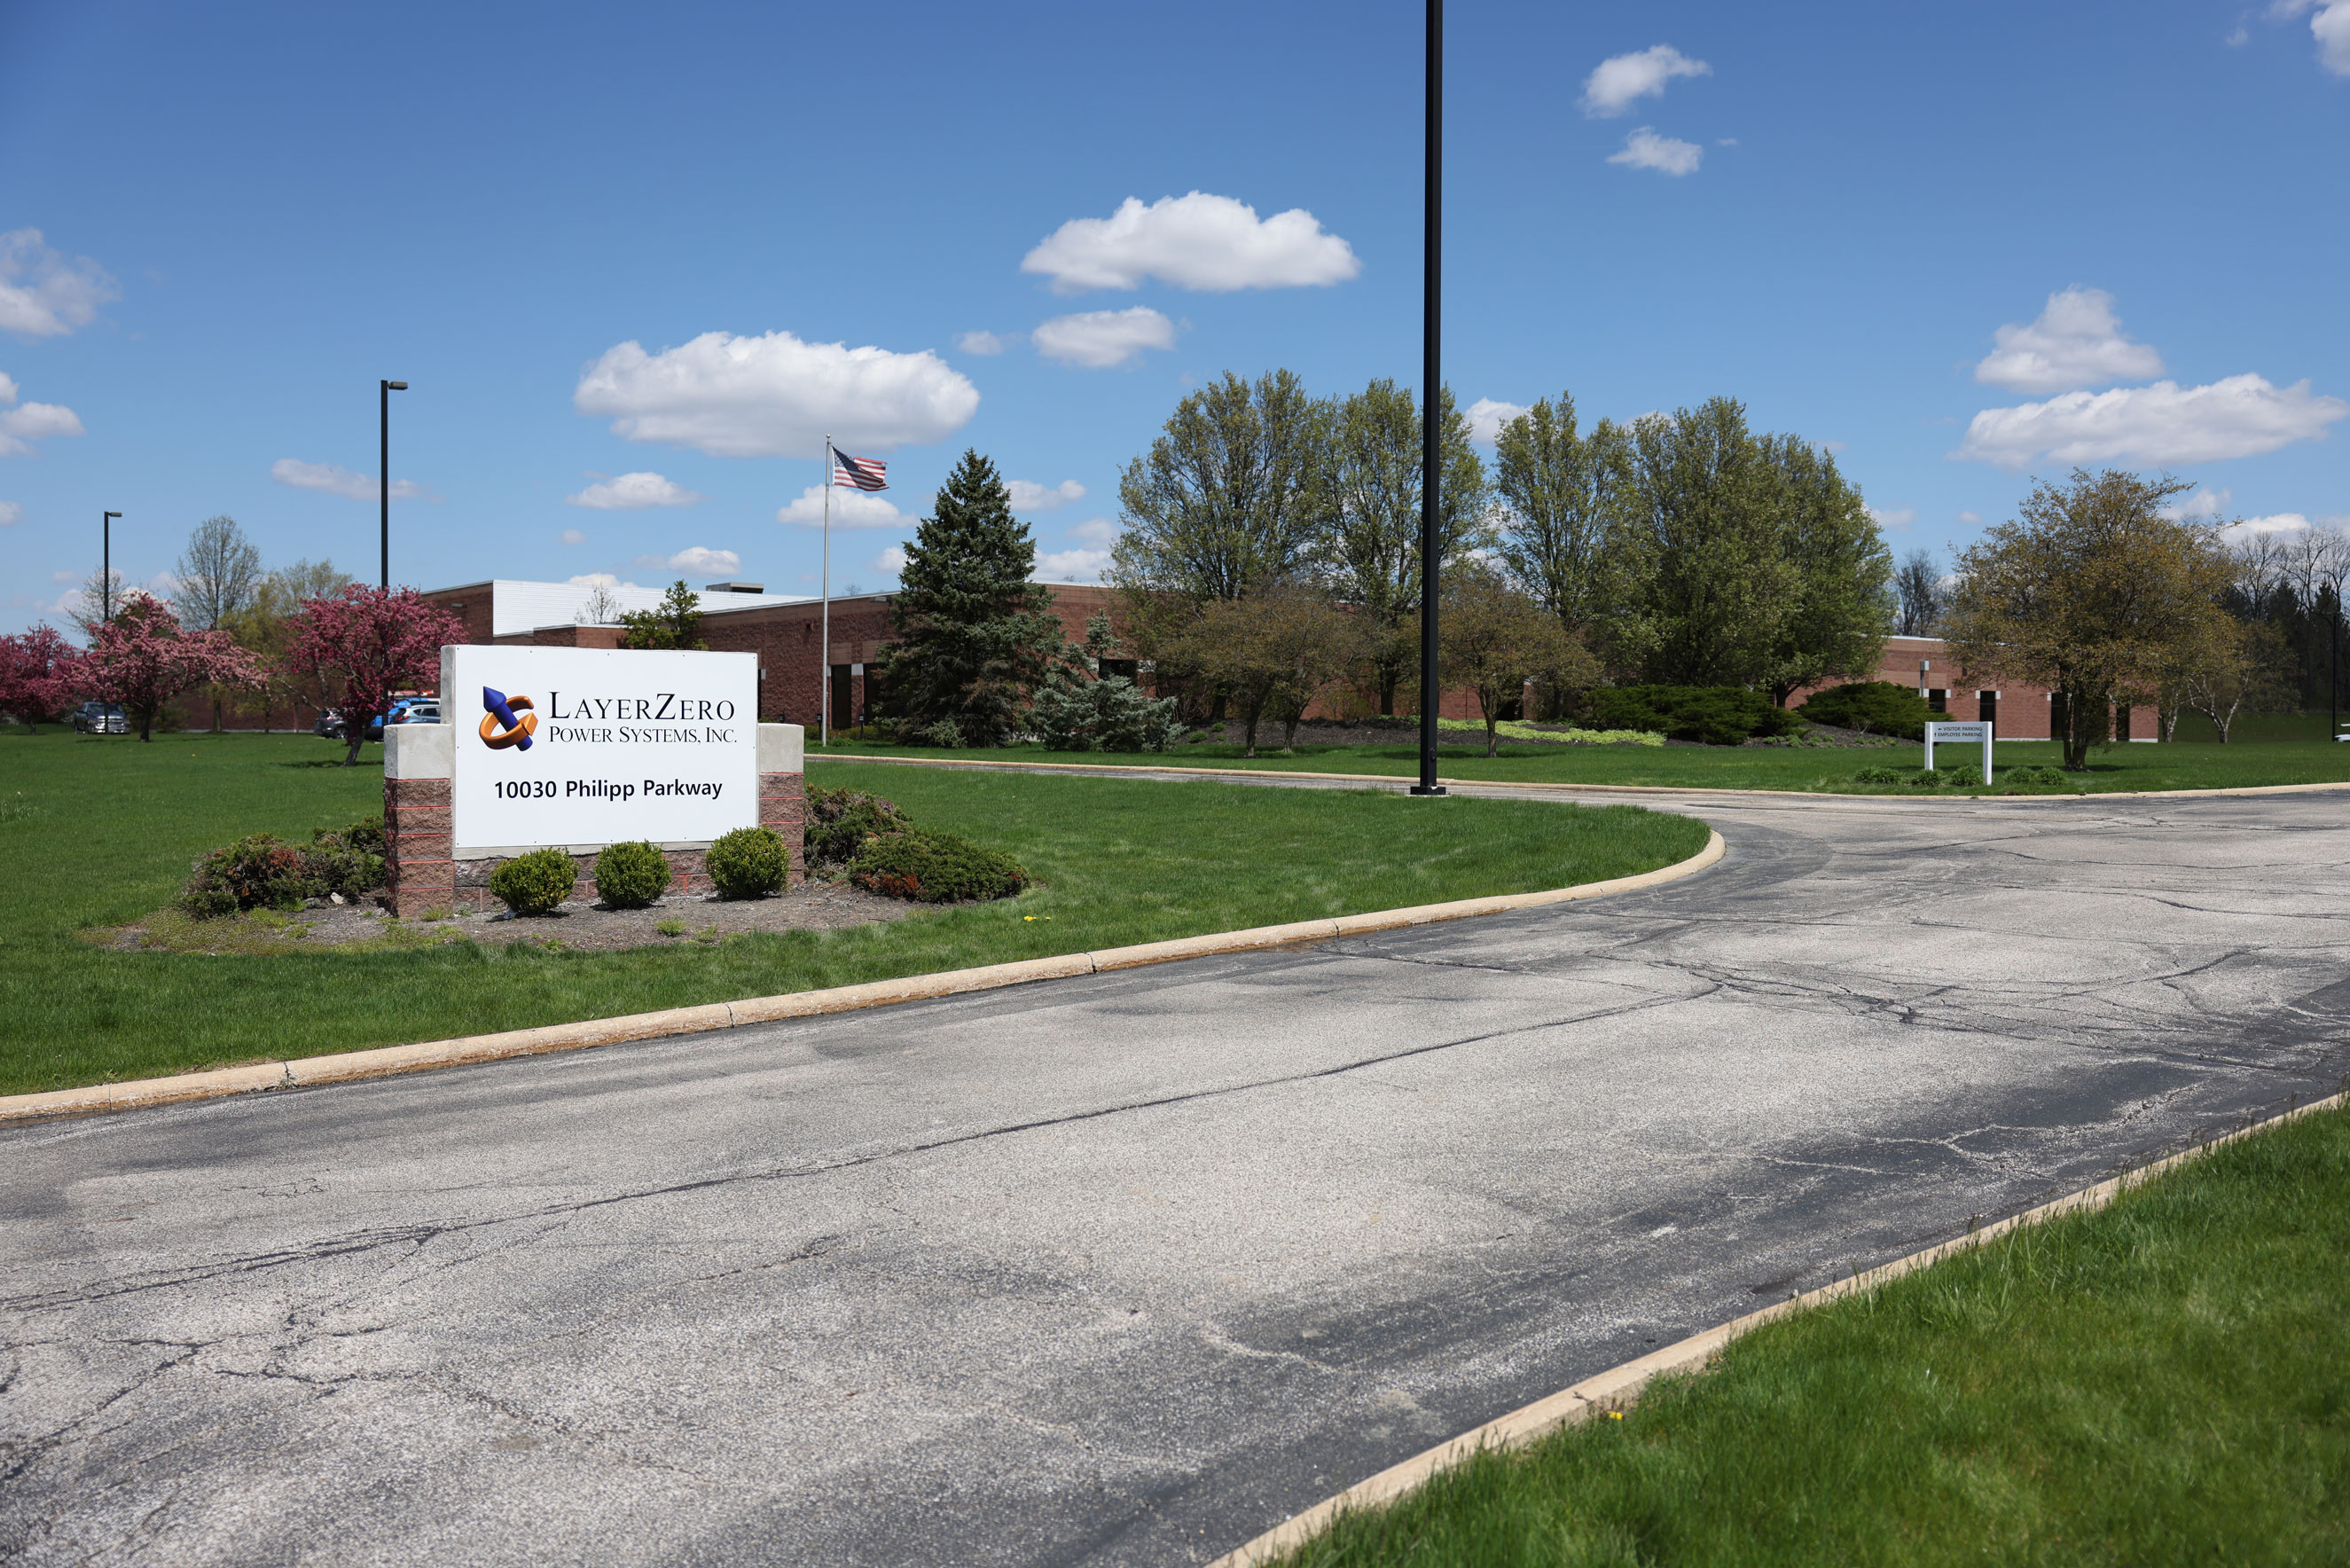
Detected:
left=6, top=782, right=2350, bottom=1567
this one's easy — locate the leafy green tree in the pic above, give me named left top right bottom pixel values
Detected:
left=877, top=450, right=1069, bottom=746
left=1112, top=369, right=1328, bottom=610
left=1946, top=469, right=2231, bottom=769
left=1604, top=398, right=1796, bottom=687
left=619, top=581, right=709, bottom=650
left=1313, top=380, right=1486, bottom=713
left=1492, top=393, right=1633, bottom=636
left=1755, top=435, right=1893, bottom=704
left=1162, top=585, right=1362, bottom=757
left=1438, top=565, right=1599, bottom=757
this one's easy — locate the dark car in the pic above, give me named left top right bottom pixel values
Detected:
left=317, top=696, right=438, bottom=741
left=72, top=702, right=128, bottom=735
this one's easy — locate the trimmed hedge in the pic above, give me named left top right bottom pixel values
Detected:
left=1797, top=681, right=1935, bottom=741
left=708, top=826, right=790, bottom=898
left=1579, top=686, right=1804, bottom=746
left=593, top=840, right=670, bottom=909
left=849, top=827, right=1029, bottom=904
left=180, top=829, right=385, bottom=917
left=489, top=847, right=578, bottom=915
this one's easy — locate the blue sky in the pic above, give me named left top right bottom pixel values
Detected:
left=4, top=0, right=2346, bottom=632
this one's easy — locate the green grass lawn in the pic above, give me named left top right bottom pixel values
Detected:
left=0, top=730, right=1704, bottom=1094
left=1270, top=1101, right=2350, bottom=1567
left=811, top=732, right=2350, bottom=794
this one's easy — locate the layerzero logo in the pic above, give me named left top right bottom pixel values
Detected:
left=480, top=686, right=537, bottom=750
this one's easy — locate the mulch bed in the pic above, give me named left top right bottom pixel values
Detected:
left=93, top=878, right=914, bottom=956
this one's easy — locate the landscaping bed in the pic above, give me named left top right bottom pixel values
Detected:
left=86, top=878, right=912, bottom=956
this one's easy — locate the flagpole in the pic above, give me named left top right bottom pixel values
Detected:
left=821, top=435, right=833, bottom=749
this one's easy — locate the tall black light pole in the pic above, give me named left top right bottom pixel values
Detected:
left=380, top=379, right=408, bottom=589
left=101, top=511, right=121, bottom=622
left=1411, top=0, right=1446, bottom=797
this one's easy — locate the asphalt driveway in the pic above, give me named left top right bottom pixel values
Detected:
left=5, top=784, right=2348, bottom=1566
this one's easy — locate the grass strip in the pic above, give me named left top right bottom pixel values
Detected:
left=811, top=734, right=2350, bottom=795
left=0, top=732, right=1705, bottom=1094
left=1265, top=1100, right=2350, bottom=1567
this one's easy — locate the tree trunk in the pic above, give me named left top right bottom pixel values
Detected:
left=1377, top=669, right=1398, bottom=717
left=342, top=724, right=366, bottom=767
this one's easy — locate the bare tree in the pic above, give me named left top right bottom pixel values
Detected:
left=65, top=568, right=126, bottom=638
left=173, top=515, right=264, bottom=631
left=577, top=583, right=623, bottom=624
left=1893, top=547, right=1943, bottom=637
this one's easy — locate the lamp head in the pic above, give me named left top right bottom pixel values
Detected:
left=104, top=511, right=121, bottom=521
left=384, top=380, right=408, bottom=391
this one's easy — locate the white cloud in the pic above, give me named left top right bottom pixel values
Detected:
left=956, top=330, right=1015, bottom=355
left=1032, top=307, right=1177, bottom=368
left=1580, top=44, right=1712, bottom=117
left=1037, top=546, right=1113, bottom=583
left=2274, top=0, right=2350, bottom=74
left=574, top=330, right=979, bottom=459
left=270, top=458, right=434, bottom=501
left=1068, top=517, right=1118, bottom=546
left=560, top=528, right=586, bottom=545
left=1607, top=128, right=1704, bottom=176
left=776, top=485, right=913, bottom=529
left=566, top=572, right=644, bottom=590
left=1869, top=506, right=1917, bottom=529
left=1006, top=478, right=1086, bottom=512
left=1465, top=397, right=1529, bottom=445
left=1021, top=192, right=1360, bottom=294
left=1821, top=439, right=1846, bottom=452
left=1954, top=374, right=2349, bottom=467
left=0, top=230, right=118, bottom=339
left=874, top=545, right=908, bottom=575
left=2222, top=513, right=2312, bottom=537
left=0, top=501, right=20, bottom=525
left=2163, top=486, right=2234, bottom=521
left=1958, top=510, right=1983, bottom=524
left=1974, top=288, right=2166, bottom=395
left=567, top=471, right=703, bottom=509
left=51, top=569, right=74, bottom=582
left=636, top=545, right=741, bottom=576
left=0, top=372, right=84, bottom=456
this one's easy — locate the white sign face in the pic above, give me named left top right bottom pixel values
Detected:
left=1926, top=722, right=1990, bottom=741
left=444, top=645, right=759, bottom=854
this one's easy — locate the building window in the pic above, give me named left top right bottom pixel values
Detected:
left=830, top=664, right=853, bottom=728
left=1977, top=690, right=1998, bottom=729
left=1098, top=658, right=1139, bottom=682
left=1927, top=688, right=1948, bottom=713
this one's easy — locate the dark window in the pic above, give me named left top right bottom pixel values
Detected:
left=2050, top=692, right=2071, bottom=740
left=830, top=665, right=852, bottom=729
left=2116, top=704, right=2133, bottom=741
left=1098, top=658, right=1139, bottom=682
left=1977, top=691, right=1998, bottom=729
left=1927, top=688, right=1948, bottom=713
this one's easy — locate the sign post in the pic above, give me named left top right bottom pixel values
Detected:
left=1924, top=720, right=1994, bottom=784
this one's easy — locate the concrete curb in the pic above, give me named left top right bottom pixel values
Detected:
left=0, top=831, right=1726, bottom=1127
left=1200, top=1085, right=2350, bottom=1568
left=818, top=750, right=2350, bottom=804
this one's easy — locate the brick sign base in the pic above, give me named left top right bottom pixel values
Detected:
left=381, top=725, right=806, bottom=918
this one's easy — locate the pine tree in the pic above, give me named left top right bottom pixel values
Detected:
left=878, top=450, right=1070, bottom=745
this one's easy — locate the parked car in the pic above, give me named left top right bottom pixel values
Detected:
left=388, top=701, right=442, bottom=726
left=317, top=696, right=439, bottom=741
left=72, top=702, right=129, bottom=734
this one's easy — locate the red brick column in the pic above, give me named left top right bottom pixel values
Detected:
left=385, top=776, right=456, bottom=917
left=762, top=771, right=807, bottom=885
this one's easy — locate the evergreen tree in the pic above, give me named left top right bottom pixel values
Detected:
left=878, top=450, right=1070, bottom=745
left=619, top=581, right=708, bottom=650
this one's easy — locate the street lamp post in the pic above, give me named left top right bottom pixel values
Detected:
left=102, top=511, right=121, bottom=622
left=1411, top=0, right=1445, bottom=797
left=380, top=380, right=408, bottom=589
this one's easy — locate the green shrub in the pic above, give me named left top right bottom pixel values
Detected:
left=805, top=785, right=913, bottom=868
left=849, top=827, right=1029, bottom=903
left=593, top=840, right=670, bottom=909
left=1851, top=765, right=1907, bottom=786
left=305, top=844, right=385, bottom=900
left=1935, top=763, right=1986, bottom=788
left=2004, top=765, right=2072, bottom=788
left=323, top=814, right=387, bottom=856
left=1030, top=672, right=1185, bottom=752
left=180, top=835, right=319, bottom=917
left=916, top=718, right=966, bottom=749
left=1578, top=686, right=1804, bottom=746
left=489, top=847, right=578, bottom=915
left=1797, top=681, right=1935, bottom=741
left=707, top=825, right=790, bottom=898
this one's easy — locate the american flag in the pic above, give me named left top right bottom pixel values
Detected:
left=832, top=451, right=889, bottom=491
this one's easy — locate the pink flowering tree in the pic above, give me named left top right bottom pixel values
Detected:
left=81, top=594, right=264, bottom=742
left=0, top=627, right=85, bottom=732
left=286, top=584, right=467, bottom=765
